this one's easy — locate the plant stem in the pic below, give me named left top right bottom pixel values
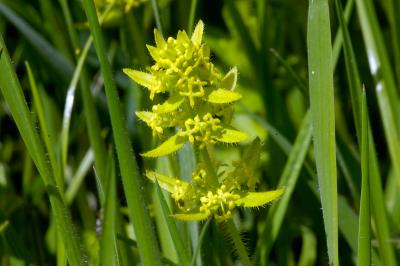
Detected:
left=200, top=147, right=251, bottom=265
left=199, top=147, right=218, bottom=186
left=225, top=220, right=252, bottom=266
left=81, top=0, right=162, bottom=264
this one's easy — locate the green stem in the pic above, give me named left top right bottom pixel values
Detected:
left=200, top=147, right=251, bottom=265
left=187, top=0, right=198, bottom=34
left=225, top=220, right=252, bottom=266
left=81, top=0, right=162, bottom=264
left=199, top=147, right=218, bottom=186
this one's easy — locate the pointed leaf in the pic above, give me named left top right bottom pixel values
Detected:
left=123, top=68, right=158, bottom=89
left=135, top=111, right=155, bottom=124
left=146, top=45, right=160, bottom=61
left=206, top=89, right=242, bottom=104
left=152, top=95, right=185, bottom=114
left=154, top=29, right=166, bottom=48
left=146, top=170, right=188, bottom=193
left=142, top=133, right=187, bottom=157
left=236, top=189, right=284, bottom=207
left=177, top=30, right=190, bottom=43
left=172, top=213, right=210, bottom=221
left=215, top=127, right=248, bottom=143
left=220, top=67, right=238, bottom=91
left=191, top=20, right=204, bottom=45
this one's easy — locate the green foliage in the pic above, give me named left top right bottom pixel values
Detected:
left=0, top=0, right=399, bottom=265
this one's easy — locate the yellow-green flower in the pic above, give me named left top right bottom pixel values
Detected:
left=123, top=20, right=284, bottom=222
left=95, top=0, right=146, bottom=26
left=124, top=20, right=248, bottom=157
left=146, top=153, right=284, bottom=222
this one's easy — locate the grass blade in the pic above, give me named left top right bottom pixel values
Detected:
left=65, top=149, right=94, bottom=205
left=307, top=0, right=338, bottom=264
left=100, top=152, right=119, bottom=266
left=154, top=178, right=190, bottom=266
left=60, top=36, right=92, bottom=180
left=355, top=0, right=400, bottom=188
left=81, top=0, right=162, bottom=264
left=335, top=0, right=397, bottom=263
left=190, top=219, right=211, bottom=266
left=358, top=89, right=371, bottom=265
left=0, top=34, right=85, bottom=266
left=255, top=111, right=312, bottom=259
left=0, top=3, right=73, bottom=81
left=25, top=62, right=63, bottom=190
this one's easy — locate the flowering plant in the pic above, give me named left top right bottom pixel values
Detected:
left=124, top=20, right=283, bottom=221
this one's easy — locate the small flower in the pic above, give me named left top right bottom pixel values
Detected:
left=95, top=0, right=146, bottom=26
left=146, top=163, right=284, bottom=222
left=123, top=20, right=248, bottom=157
left=124, top=21, right=284, bottom=222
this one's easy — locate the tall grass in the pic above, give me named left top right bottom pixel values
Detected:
left=0, top=0, right=398, bottom=265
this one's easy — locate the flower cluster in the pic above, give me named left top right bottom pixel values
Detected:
left=124, top=21, right=283, bottom=221
left=95, top=0, right=145, bottom=26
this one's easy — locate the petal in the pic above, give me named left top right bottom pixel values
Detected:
left=220, top=67, right=238, bottom=91
left=235, top=189, right=285, bottom=207
left=214, top=126, right=248, bottom=143
left=152, top=95, right=185, bottom=114
left=141, top=133, right=187, bottom=157
left=172, top=213, right=210, bottom=221
left=191, top=20, right=204, bottom=46
left=206, top=89, right=242, bottom=104
left=123, top=69, right=158, bottom=89
left=146, top=170, right=188, bottom=193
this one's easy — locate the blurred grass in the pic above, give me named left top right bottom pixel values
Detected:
left=0, top=0, right=399, bottom=265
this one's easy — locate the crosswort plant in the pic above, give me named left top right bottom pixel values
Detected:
left=123, top=20, right=284, bottom=222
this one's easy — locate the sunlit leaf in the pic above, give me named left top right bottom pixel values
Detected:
left=152, top=95, right=185, bottom=113
left=220, top=67, right=238, bottom=91
left=123, top=68, right=158, bottom=89
left=191, top=20, right=204, bottom=46
left=206, top=89, right=242, bottom=104
left=172, top=213, right=210, bottom=221
left=215, top=127, right=248, bottom=143
left=146, top=171, right=188, bottom=193
left=154, top=29, right=166, bottom=48
left=236, top=189, right=285, bottom=207
left=142, top=133, right=187, bottom=157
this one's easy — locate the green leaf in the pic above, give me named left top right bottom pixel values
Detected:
left=142, top=133, right=187, bottom=157
left=235, top=189, right=284, bottom=207
left=206, top=89, right=241, bottom=104
left=335, top=0, right=397, bottom=263
left=0, top=3, right=74, bottom=82
left=152, top=95, right=185, bottom=114
left=154, top=29, right=166, bottom=48
left=82, top=0, right=162, bottom=264
left=220, top=67, right=238, bottom=91
left=123, top=68, right=158, bottom=89
left=191, top=20, right=204, bottom=45
left=215, top=127, right=248, bottom=143
left=100, top=152, right=119, bottom=266
left=358, top=89, right=371, bottom=266
left=146, top=44, right=160, bottom=61
left=146, top=171, right=188, bottom=193
left=0, top=34, right=85, bottom=266
left=254, top=112, right=312, bottom=260
left=307, top=0, right=338, bottom=264
left=154, top=179, right=190, bottom=265
left=171, top=213, right=210, bottom=221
